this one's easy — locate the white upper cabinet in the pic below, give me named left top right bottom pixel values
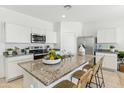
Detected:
left=31, top=28, right=45, bottom=35
left=0, top=21, right=4, bottom=43
left=46, top=31, right=57, bottom=43
left=97, top=28, right=116, bottom=43
left=5, top=23, right=31, bottom=43
left=0, top=22, right=2, bottom=42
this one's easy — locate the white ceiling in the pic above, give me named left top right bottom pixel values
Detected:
left=1, top=5, right=124, bottom=22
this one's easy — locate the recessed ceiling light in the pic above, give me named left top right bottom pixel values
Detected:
left=61, top=14, right=66, bottom=18
left=64, top=5, right=72, bottom=10
left=61, top=5, right=72, bottom=19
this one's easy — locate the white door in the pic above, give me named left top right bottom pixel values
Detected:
left=61, top=32, right=76, bottom=54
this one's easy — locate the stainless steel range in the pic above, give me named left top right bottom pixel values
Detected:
left=29, top=46, right=48, bottom=60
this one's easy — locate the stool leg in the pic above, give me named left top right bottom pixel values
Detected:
left=95, top=75, right=99, bottom=88
left=100, top=67, right=105, bottom=87
left=88, top=75, right=93, bottom=88
left=96, top=72, right=101, bottom=87
left=71, top=77, right=73, bottom=82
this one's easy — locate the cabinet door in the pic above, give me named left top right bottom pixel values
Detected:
left=0, top=55, right=4, bottom=78
left=6, top=61, right=22, bottom=80
left=0, top=22, right=2, bottom=42
left=5, top=55, right=33, bottom=81
left=103, top=55, right=117, bottom=70
left=0, top=21, right=5, bottom=42
left=96, top=52, right=117, bottom=71
left=97, top=29, right=116, bottom=43
left=31, top=28, right=44, bottom=35
left=46, top=31, right=57, bottom=43
left=96, top=53, right=106, bottom=68
left=5, top=23, right=31, bottom=43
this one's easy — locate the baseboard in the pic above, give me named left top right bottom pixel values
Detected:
left=102, top=67, right=117, bottom=72
left=6, top=75, right=23, bottom=82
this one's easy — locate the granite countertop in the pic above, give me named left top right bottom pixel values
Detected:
left=18, top=55, right=94, bottom=86
left=4, top=53, right=33, bottom=58
left=96, top=49, right=118, bottom=54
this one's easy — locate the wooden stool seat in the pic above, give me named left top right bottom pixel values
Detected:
left=72, top=70, right=85, bottom=79
left=53, top=68, right=93, bottom=88
left=53, top=80, right=77, bottom=88
left=83, top=64, right=94, bottom=70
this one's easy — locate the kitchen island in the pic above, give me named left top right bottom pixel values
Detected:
left=18, top=55, right=94, bottom=88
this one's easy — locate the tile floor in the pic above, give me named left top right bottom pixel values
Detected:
left=0, top=78, right=23, bottom=88
left=0, top=70, right=124, bottom=88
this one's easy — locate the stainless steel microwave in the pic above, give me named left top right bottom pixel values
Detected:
left=31, top=33, right=46, bottom=43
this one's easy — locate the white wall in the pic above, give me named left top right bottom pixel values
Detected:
left=83, top=19, right=124, bottom=51
left=0, top=7, right=53, bottom=31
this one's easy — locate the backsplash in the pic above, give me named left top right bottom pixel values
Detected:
left=96, top=43, right=117, bottom=50
left=5, top=43, right=55, bottom=50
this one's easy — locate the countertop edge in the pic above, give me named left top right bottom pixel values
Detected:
left=96, top=51, right=118, bottom=54
left=4, top=53, right=33, bottom=58
left=18, top=60, right=88, bottom=86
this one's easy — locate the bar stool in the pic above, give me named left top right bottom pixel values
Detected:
left=71, top=57, right=104, bottom=88
left=97, top=57, right=105, bottom=87
left=83, top=57, right=105, bottom=88
left=71, top=64, right=97, bottom=87
left=82, top=58, right=95, bottom=71
left=71, top=59, right=94, bottom=82
left=53, top=80, right=77, bottom=88
left=87, top=60, right=101, bottom=88
left=53, top=68, right=93, bottom=88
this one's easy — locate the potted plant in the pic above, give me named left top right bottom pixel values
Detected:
left=118, top=51, right=124, bottom=62
left=7, top=48, right=13, bottom=55
left=25, top=47, right=30, bottom=54
left=109, top=45, right=115, bottom=52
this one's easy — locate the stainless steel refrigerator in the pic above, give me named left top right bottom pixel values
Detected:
left=77, top=36, right=96, bottom=64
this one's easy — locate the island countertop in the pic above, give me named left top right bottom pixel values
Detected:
left=18, top=55, right=94, bottom=86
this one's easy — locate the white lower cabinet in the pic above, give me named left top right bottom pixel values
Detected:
left=0, top=54, right=5, bottom=78
left=96, top=52, right=117, bottom=71
left=5, top=54, right=33, bottom=82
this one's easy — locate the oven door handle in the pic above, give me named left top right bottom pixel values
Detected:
left=34, top=53, right=48, bottom=56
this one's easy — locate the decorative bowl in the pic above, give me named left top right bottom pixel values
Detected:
left=42, top=59, right=61, bottom=65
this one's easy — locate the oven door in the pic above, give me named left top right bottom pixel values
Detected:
left=34, top=54, right=45, bottom=60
